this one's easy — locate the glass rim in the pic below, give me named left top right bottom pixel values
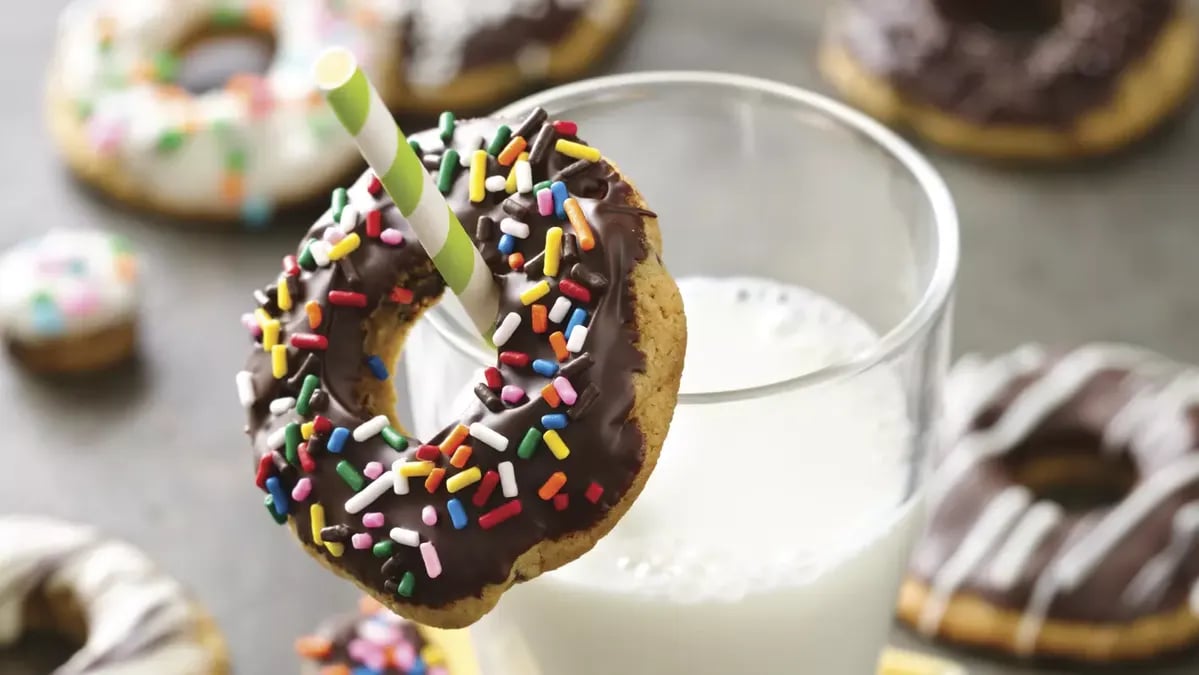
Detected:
left=426, top=70, right=959, bottom=405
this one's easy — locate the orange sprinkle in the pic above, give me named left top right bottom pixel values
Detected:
left=425, top=468, right=446, bottom=493
left=538, top=472, right=567, bottom=500
left=294, top=636, right=333, bottom=659
left=564, top=198, right=596, bottom=251
left=450, top=445, right=473, bottom=469
left=531, top=304, right=548, bottom=334
left=220, top=174, right=244, bottom=204
left=226, top=73, right=259, bottom=96
left=305, top=300, right=322, bottom=329
left=549, top=331, right=568, bottom=361
left=508, top=252, right=525, bottom=271
left=96, top=15, right=116, bottom=44
left=130, top=60, right=155, bottom=83
left=541, top=382, right=561, bottom=408
left=114, top=256, right=137, bottom=282
left=320, top=666, right=351, bottom=675
left=497, top=136, right=528, bottom=166
left=439, top=424, right=469, bottom=455
left=358, top=596, right=384, bottom=614
left=247, top=1, right=275, bottom=30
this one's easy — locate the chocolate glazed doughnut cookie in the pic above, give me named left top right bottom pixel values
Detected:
left=236, top=110, right=685, bottom=628
left=821, top=0, right=1198, bottom=160
left=902, top=344, right=1199, bottom=662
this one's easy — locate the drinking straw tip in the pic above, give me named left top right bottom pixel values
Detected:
left=314, top=46, right=357, bottom=90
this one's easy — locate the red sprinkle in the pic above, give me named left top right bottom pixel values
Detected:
left=415, top=444, right=441, bottom=462
left=424, top=468, right=446, bottom=493
left=313, top=415, right=333, bottom=435
left=479, top=499, right=523, bottom=530
left=282, top=255, right=300, bottom=277
left=499, top=351, right=530, bottom=367
left=366, top=209, right=383, bottom=238
left=472, top=470, right=500, bottom=507
left=484, top=367, right=503, bottom=390
left=290, top=333, right=328, bottom=350
left=553, top=493, right=570, bottom=511
left=585, top=482, right=604, bottom=504
left=552, top=120, right=578, bottom=136
left=255, top=454, right=274, bottom=490
left=558, top=279, right=592, bottom=303
left=328, top=290, right=367, bottom=307
left=389, top=286, right=413, bottom=304
left=367, top=174, right=383, bottom=196
left=298, top=443, right=316, bottom=473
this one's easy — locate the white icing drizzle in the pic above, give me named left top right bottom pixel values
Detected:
left=983, top=501, right=1064, bottom=591
left=1014, top=514, right=1101, bottom=655
left=1191, top=579, right=1199, bottom=615
left=1122, top=501, right=1199, bottom=608
left=0, top=517, right=220, bottom=674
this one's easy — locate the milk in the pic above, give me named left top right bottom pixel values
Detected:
left=405, top=277, right=924, bottom=675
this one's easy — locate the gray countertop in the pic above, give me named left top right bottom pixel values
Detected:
left=1, top=1, right=1197, bottom=674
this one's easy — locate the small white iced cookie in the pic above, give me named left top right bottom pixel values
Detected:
left=0, top=516, right=229, bottom=674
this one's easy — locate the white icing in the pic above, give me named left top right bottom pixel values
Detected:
left=0, top=516, right=220, bottom=674
left=1192, top=579, right=1199, bottom=615
left=984, top=501, right=1063, bottom=591
left=0, top=229, right=137, bottom=343
left=1122, top=501, right=1199, bottom=608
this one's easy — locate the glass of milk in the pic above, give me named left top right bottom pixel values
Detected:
left=402, top=72, right=959, bottom=675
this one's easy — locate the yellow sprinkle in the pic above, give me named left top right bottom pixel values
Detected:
left=325, top=541, right=345, bottom=557
left=305, top=300, right=322, bottom=329
left=543, top=430, right=570, bottom=460
left=310, top=503, right=325, bottom=545
left=555, top=139, right=601, bottom=162
left=421, top=645, right=446, bottom=666
left=520, top=280, right=551, bottom=306
left=327, top=232, right=361, bottom=261
left=271, top=344, right=288, bottom=378
left=301, top=422, right=314, bottom=440
left=469, top=150, right=487, bottom=203
left=262, top=319, right=280, bottom=352
left=544, top=227, right=563, bottom=277
left=398, top=461, right=435, bottom=477
left=254, top=308, right=271, bottom=328
left=276, top=277, right=292, bottom=311
left=505, top=151, right=528, bottom=193
left=446, top=467, right=483, bottom=493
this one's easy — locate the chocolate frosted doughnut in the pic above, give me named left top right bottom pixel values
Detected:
left=821, top=0, right=1198, bottom=159
left=236, top=111, right=685, bottom=628
left=901, top=344, right=1199, bottom=662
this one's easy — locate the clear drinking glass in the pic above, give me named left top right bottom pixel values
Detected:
left=403, top=72, right=958, bottom=674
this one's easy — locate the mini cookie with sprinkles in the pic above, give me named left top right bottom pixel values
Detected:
left=237, top=108, right=685, bottom=627
left=0, top=229, right=139, bottom=373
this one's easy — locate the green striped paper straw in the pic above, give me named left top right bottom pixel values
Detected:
left=314, top=47, right=498, bottom=339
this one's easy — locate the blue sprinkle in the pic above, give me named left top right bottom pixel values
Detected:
left=541, top=413, right=568, bottom=430
left=564, top=308, right=589, bottom=340
left=551, top=181, right=569, bottom=219
left=447, top=499, right=468, bottom=530
left=365, top=355, right=389, bottom=380
left=409, top=658, right=427, bottom=675
left=265, top=476, right=289, bottom=516
left=352, top=667, right=383, bottom=675
left=30, top=296, right=65, bottom=336
left=240, top=195, right=274, bottom=230
left=498, top=233, right=516, bottom=255
left=328, top=427, right=350, bottom=453
left=531, top=359, right=559, bottom=377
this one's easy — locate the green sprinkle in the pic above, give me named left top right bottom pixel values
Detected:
left=408, top=139, right=423, bottom=155
left=225, top=148, right=247, bottom=173
left=264, top=495, right=287, bottom=524
left=211, top=118, right=237, bottom=141
left=157, top=129, right=186, bottom=153
left=152, top=51, right=179, bottom=82
left=381, top=426, right=408, bottom=451
left=517, top=428, right=542, bottom=459
left=308, top=114, right=335, bottom=141
left=438, top=111, right=455, bottom=143
left=109, top=235, right=134, bottom=255
left=486, top=124, right=512, bottom=156
left=75, top=99, right=94, bottom=120
left=298, top=238, right=318, bottom=270
left=336, top=460, right=365, bottom=491
left=284, top=423, right=302, bottom=465
left=372, top=540, right=394, bottom=558
left=533, top=180, right=552, bottom=193
left=397, top=571, right=416, bottom=597
left=212, top=6, right=243, bottom=26
left=331, top=187, right=348, bottom=223
left=437, top=150, right=460, bottom=194
left=295, top=375, right=319, bottom=416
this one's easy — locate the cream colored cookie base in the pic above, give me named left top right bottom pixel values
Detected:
left=9, top=320, right=137, bottom=373
left=898, top=578, right=1199, bottom=663
left=288, top=163, right=684, bottom=629
left=820, top=13, right=1199, bottom=161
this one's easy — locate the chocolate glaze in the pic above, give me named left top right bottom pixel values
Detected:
left=914, top=347, right=1199, bottom=626
left=241, top=116, right=658, bottom=610
left=835, top=0, right=1178, bottom=125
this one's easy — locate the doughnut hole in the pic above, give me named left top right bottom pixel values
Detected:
left=933, top=0, right=1063, bottom=35
left=173, top=24, right=277, bottom=96
left=0, top=585, right=86, bottom=673
left=1003, top=433, right=1139, bottom=512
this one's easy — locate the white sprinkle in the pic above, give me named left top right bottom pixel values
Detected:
left=353, top=415, right=390, bottom=441
left=392, top=459, right=410, bottom=495
left=339, top=205, right=359, bottom=233
left=311, top=240, right=332, bottom=267
left=516, top=160, right=533, bottom=194
left=549, top=297, right=572, bottom=323
left=493, top=312, right=521, bottom=346
left=498, top=461, right=518, bottom=498
left=235, top=371, right=255, bottom=407
left=485, top=175, right=507, bottom=192
left=345, top=473, right=395, bottom=514
left=422, top=153, right=440, bottom=165
left=566, top=326, right=588, bottom=353
left=269, top=397, right=295, bottom=415
left=267, top=426, right=287, bottom=450
left=390, top=527, right=421, bottom=547
left=470, top=422, right=509, bottom=451
left=500, top=218, right=530, bottom=239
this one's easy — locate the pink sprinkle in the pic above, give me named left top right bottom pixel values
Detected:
left=537, top=188, right=553, bottom=216
left=552, top=377, right=578, bottom=405
left=362, top=512, right=384, bottom=528
left=363, top=650, right=387, bottom=672
left=322, top=227, right=345, bottom=244
left=351, top=533, right=374, bottom=549
left=358, top=620, right=401, bottom=646
left=241, top=313, right=262, bottom=337
left=347, top=638, right=374, bottom=662
left=430, top=668, right=450, bottom=675
left=62, top=290, right=101, bottom=317
left=363, top=461, right=384, bottom=480
left=87, top=117, right=125, bottom=155
left=421, top=542, right=442, bottom=579
left=380, top=228, right=404, bottom=246
left=421, top=505, right=438, bottom=526
left=501, top=385, right=525, bottom=404
left=393, top=642, right=416, bottom=670
left=290, top=477, right=312, bottom=501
